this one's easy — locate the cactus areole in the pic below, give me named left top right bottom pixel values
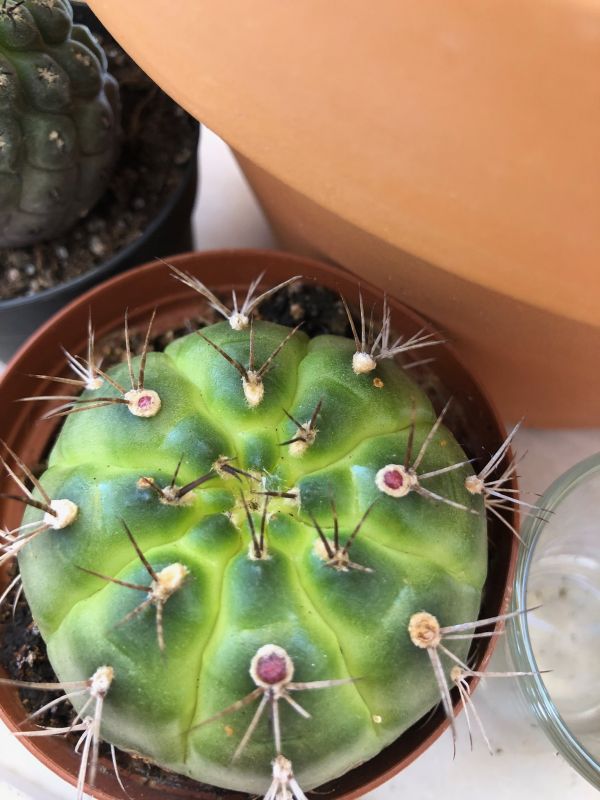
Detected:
left=16, top=307, right=487, bottom=794
left=0, top=0, right=120, bottom=247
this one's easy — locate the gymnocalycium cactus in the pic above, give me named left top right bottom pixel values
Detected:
left=0, top=0, right=120, bottom=247
left=1, top=272, right=531, bottom=798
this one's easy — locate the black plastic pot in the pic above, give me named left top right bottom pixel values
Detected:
left=0, top=5, right=199, bottom=362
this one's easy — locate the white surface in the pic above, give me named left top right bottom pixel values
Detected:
left=0, top=129, right=598, bottom=800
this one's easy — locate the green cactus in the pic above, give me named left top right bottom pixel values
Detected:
left=10, top=279, right=494, bottom=796
left=0, top=0, right=120, bottom=247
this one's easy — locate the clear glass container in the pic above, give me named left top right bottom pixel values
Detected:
left=507, top=453, right=600, bottom=789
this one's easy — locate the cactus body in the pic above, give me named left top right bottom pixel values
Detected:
left=0, top=0, right=120, bottom=247
left=18, top=320, right=487, bottom=792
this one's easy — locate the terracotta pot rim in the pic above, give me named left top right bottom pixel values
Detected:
left=0, top=249, right=518, bottom=800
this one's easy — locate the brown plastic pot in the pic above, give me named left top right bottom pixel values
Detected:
left=0, top=249, right=518, bottom=800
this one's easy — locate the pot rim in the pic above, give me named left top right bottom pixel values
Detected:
left=0, top=248, right=519, bottom=800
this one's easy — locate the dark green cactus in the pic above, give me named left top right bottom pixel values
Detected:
left=0, top=0, right=120, bottom=247
left=6, top=278, right=505, bottom=797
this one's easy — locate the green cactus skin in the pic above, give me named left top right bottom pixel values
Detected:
left=17, top=320, right=487, bottom=793
left=0, top=0, right=120, bottom=247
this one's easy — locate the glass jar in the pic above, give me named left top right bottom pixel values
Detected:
left=507, top=453, right=600, bottom=789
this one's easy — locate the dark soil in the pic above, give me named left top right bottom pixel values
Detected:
left=0, top=37, right=197, bottom=300
left=0, top=564, right=64, bottom=722
left=258, top=281, right=350, bottom=337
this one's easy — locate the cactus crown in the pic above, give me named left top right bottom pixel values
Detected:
left=0, top=271, right=534, bottom=797
left=0, top=0, right=120, bottom=247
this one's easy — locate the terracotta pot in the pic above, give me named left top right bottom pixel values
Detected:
left=0, top=250, right=518, bottom=799
left=85, top=0, right=600, bottom=426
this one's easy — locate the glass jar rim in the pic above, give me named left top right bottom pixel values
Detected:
left=508, top=452, right=600, bottom=788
